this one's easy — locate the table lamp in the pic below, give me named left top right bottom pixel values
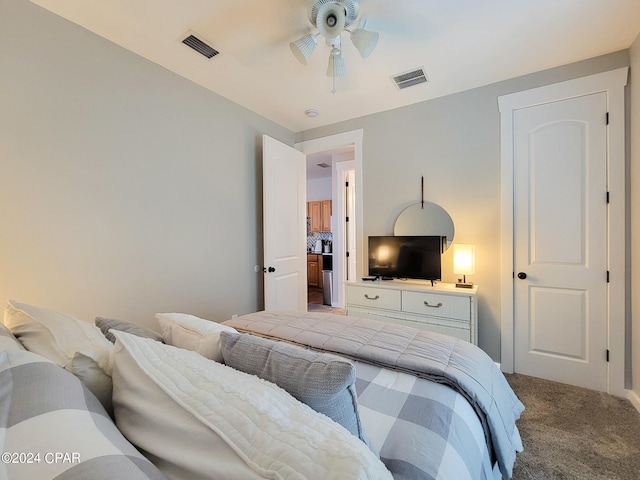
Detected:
left=453, top=244, right=475, bottom=288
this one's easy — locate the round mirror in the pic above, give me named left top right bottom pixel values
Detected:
left=394, top=202, right=455, bottom=250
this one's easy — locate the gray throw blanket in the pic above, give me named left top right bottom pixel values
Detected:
left=224, top=310, right=525, bottom=479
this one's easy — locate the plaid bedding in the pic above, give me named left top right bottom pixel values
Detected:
left=0, top=349, right=168, bottom=480
left=224, top=311, right=523, bottom=479
left=355, top=360, right=498, bottom=480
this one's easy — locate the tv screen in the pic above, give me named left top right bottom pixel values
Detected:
left=368, top=236, right=442, bottom=281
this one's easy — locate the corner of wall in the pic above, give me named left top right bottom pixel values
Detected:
left=629, top=389, right=640, bottom=414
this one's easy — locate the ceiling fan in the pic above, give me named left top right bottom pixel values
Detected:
left=289, top=0, right=379, bottom=92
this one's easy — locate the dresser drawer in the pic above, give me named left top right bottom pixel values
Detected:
left=346, top=285, right=401, bottom=310
left=346, top=306, right=405, bottom=325
left=403, top=316, right=471, bottom=342
left=402, top=291, right=470, bottom=321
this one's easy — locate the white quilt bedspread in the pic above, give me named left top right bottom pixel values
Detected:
left=113, top=331, right=392, bottom=480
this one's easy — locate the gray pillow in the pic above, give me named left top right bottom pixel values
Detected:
left=0, top=322, right=25, bottom=351
left=95, top=317, right=163, bottom=344
left=220, top=330, right=366, bottom=443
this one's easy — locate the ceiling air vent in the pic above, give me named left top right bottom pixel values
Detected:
left=391, top=68, right=428, bottom=90
left=316, top=162, right=331, bottom=168
left=182, top=33, right=219, bottom=59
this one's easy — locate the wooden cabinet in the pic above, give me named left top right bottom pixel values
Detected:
left=307, top=254, right=323, bottom=287
left=346, top=280, right=478, bottom=344
left=320, top=200, right=332, bottom=231
left=307, top=200, right=331, bottom=232
left=308, top=202, right=321, bottom=232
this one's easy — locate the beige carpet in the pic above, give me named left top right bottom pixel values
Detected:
left=307, top=303, right=345, bottom=315
left=506, top=374, right=640, bottom=479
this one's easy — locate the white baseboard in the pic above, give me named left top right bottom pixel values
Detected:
left=629, top=389, right=640, bottom=414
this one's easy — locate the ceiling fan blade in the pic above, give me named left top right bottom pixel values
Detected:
left=357, top=0, right=431, bottom=39
left=189, top=0, right=309, bottom=65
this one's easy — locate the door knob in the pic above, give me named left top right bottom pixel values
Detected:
left=517, top=272, right=527, bottom=279
left=262, top=266, right=276, bottom=273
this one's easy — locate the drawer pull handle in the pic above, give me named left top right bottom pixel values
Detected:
left=364, top=294, right=380, bottom=300
left=424, top=301, right=443, bottom=308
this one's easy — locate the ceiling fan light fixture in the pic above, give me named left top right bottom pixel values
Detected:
left=350, top=28, right=379, bottom=59
left=290, top=34, right=318, bottom=65
left=291, top=0, right=372, bottom=92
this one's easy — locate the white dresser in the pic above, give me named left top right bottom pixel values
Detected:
left=345, top=280, right=478, bottom=345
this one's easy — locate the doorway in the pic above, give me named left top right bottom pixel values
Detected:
left=305, top=148, right=353, bottom=313
left=297, top=129, right=364, bottom=311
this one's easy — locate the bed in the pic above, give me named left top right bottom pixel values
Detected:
left=1, top=300, right=524, bottom=480
left=223, top=311, right=525, bottom=480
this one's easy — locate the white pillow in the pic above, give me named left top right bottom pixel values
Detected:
left=3, top=300, right=114, bottom=413
left=111, top=331, right=393, bottom=480
left=155, top=312, right=236, bottom=362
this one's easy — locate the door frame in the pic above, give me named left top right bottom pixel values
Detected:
left=498, top=67, right=628, bottom=397
left=296, top=129, right=364, bottom=308
left=336, top=161, right=357, bottom=287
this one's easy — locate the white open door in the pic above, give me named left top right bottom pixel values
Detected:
left=262, top=135, right=307, bottom=311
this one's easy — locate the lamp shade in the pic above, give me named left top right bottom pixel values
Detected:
left=350, top=28, right=379, bottom=59
left=326, top=47, right=346, bottom=77
left=316, top=2, right=346, bottom=39
left=453, top=244, right=476, bottom=276
left=290, top=34, right=318, bottom=65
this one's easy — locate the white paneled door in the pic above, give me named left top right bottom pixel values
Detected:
left=262, top=135, right=307, bottom=311
left=513, top=93, right=608, bottom=391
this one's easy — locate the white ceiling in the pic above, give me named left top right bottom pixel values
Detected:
left=307, top=145, right=354, bottom=180
left=31, top=0, right=640, bottom=132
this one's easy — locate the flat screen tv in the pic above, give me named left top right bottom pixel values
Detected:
left=368, top=235, right=443, bottom=281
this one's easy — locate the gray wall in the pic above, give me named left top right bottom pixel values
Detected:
left=307, top=177, right=332, bottom=201
left=0, top=0, right=293, bottom=329
left=630, top=32, right=640, bottom=401
left=296, top=51, right=631, bottom=363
